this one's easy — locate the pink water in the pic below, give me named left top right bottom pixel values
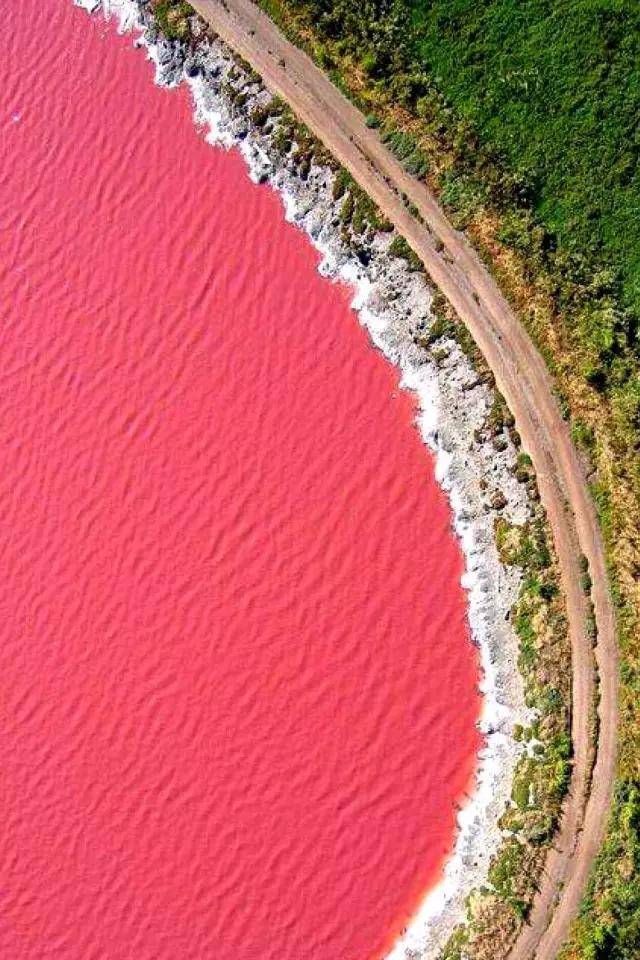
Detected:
left=0, top=4, right=481, bottom=958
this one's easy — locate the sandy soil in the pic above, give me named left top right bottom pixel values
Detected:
left=184, top=1, right=619, bottom=957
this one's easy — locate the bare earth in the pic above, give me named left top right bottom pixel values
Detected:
left=190, top=1, right=618, bottom=955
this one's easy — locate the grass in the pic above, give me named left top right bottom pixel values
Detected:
left=265, top=0, right=640, bottom=448
left=150, top=2, right=639, bottom=954
left=409, top=1, right=640, bottom=314
left=150, top=0, right=194, bottom=39
left=240, top=1, right=640, bottom=954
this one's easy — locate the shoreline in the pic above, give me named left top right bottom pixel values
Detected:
left=75, top=1, right=532, bottom=954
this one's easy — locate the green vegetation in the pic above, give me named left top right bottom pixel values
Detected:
left=420, top=301, right=572, bottom=954
left=149, top=1, right=639, bottom=953
left=150, top=0, right=194, bottom=39
left=251, top=95, right=389, bottom=244
left=332, top=167, right=389, bottom=237
left=388, top=234, right=424, bottom=271
left=269, top=0, right=640, bottom=404
left=382, top=127, right=430, bottom=177
left=247, top=1, right=640, bottom=955
left=566, top=781, right=640, bottom=959
left=409, top=1, right=640, bottom=312
left=472, top=511, right=572, bottom=948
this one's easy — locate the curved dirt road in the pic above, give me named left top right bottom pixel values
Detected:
left=189, top=1, right=618, bottom=955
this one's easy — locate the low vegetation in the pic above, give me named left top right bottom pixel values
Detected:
left=409, top=294, right=572, bottom=953
left=150, top=0, right=638, bottom=954
left=248, top=1, right=640, bottom=954
left=150, top=0, right=194, bottom=39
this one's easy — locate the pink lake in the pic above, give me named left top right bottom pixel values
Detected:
left=0, top=3, right=480, bottom=958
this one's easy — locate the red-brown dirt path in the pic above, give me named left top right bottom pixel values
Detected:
left=189, top=2, right=618, bottom=955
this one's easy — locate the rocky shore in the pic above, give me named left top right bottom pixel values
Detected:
left=75, top=2, right=534, bottom=955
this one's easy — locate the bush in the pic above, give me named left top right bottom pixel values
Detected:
left=152, top=0, right=194, bottom=39
left=340, top=192, right=354, bottom=225
left=389, top=235, right=424, bottom=271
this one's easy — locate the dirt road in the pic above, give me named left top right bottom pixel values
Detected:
left=189, top=1, right=618, bottom=954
